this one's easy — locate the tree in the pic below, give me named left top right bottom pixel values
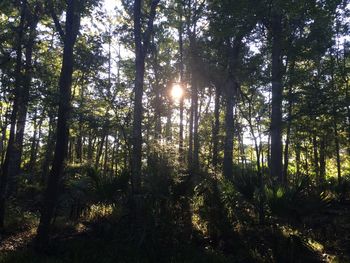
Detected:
left=131, top=0, right=160, bottom=195
left=208, top=0, right=258, bottom=179
left=36, top=0, right=85, bottom=247
left=0, top=0, right=28, bottom=229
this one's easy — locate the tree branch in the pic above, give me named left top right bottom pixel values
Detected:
left=47, top=0, right=65, bottom=41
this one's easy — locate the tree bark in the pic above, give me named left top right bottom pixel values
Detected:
left=312, top=133, right=319, bottom=179
left=41, top=116, right=55, bottom=185
left=0, top=1, right=26, bottom=229
left=295, top=140, right=301, bottom=179
left=223, top=42, right=240, bottom=180
left=187, top=32, right=199, bottom=174
left=95, top=122, right=109, bottom=169
left=223, top=78, right=236, bottom=180
left=270, top=14, right=284, bottom=184
left=131, top=0, right=159, bottom=194
left=36, top=0, right=81, bottom=247
left=178, top=6, right=184, bottom=162
left=192, top=77, right=199, bottom=173
left=283, top=61, right=294, bottom=183
left=319, top=136, right=326, bottom=184
left=212, top=85, right=220, bottom=168
left=28, top=111, right=42, bottom=173
left=334, top=121, right=341, bottom=185
left=8, top=9, right=39, bottom=193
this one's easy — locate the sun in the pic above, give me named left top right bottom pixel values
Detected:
left=171, top=84, right=183, bottom=101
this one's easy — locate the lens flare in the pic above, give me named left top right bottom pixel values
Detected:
left=171, top=84, right=183, bottom=100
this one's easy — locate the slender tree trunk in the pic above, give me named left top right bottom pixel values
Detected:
left=295, top=141, right=301, bottom=179
left=0, top=125, right=4, bottom=168
left=319, top=136, right=326, bottom=184
left=187, top=33, right=199, bottom=174
left=76, top=86, right=84, bottom=163
left=87, top=131, right=93, bottom=163
left=151, top=39, right=162, bottom=139
left=312, top=133, right=319, bottom=179
left=33, top=120, right=42, bottom=171
left=305, top=142, right=309, bottom=177
left=270, top=14, right=284, bottom=184
left=69, top=138, right=75, bottom=163
left=36, top=0, right=81, bottom=246
left=132, top=0, right=145, bottom=194
left=283, top=61, right=294, bottom=183
left=28, top=111, right=39, bottom=173
left=188, top=92, right=194, bottom=169
left=0, top=81, right=4, bottom=166
left=244, top=100, right=264, bottom=224
left=0, top=1, right=26, bottom=229
left=95, top=126, right=108, bottom=169
left=41, top=116, right=55, bottom=184
left=212, top=86, right=220, bottom=168
left=192, top=78, right=199, bottom=173
left=223, top=43, right=240, bottom=180
left=8, top=11, right=38, bottom=193
left=0, top=106, right=8, bottom=166
left=223, top=78, right=235, bottom=180
left=131, top=0, right=159, bottom=194
left=237, top=129, right=246, bottom=174
left=334, top=121, right=341, bottom=185
left=165, top=100, right=172, bottom=141
left=103, top=136, right=108, bottom=173
left=178, top=8, right=184, bottom=162
left=346, top=87, right=350, bottom=155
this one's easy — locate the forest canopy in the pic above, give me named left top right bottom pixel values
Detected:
left=0, top=0, right=349, bottom=262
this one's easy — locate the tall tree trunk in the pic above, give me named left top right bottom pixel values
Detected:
left=223, top=78, right=235, bottom=180
left=0, top=124, right=5, bottom=167
left=41, top=116, right=55, bottom=185
left=0, top=79, right=4, bottom=166
left=178, top=7, right=184, bottom=162
left=187, top=32, right=199, bottom=174
left=237, top=128, right=246, bottom=174
left=131, top=0, right=159, bottom=194
left=188, top=91, right=194, bottom=169
left=212, top=85, right=220, bottom=168
left=165, top=99, right=172, bottom=141
left=312, top=133, right=319, bottom=179
left=76, top=86, right=84, bottom=163
left=346, top=86, right=350, bottom=155
left=305, top=142, right=309, bottom=177
left=36, top=0, right=81, bottom=246
left=87, top=131, right=93, bottom=163
left=295, top=140, right=301, bottom=179
left=192, top=77, right=199, bottom=173
left=223, top=43, right=239, bottom=180
left=129, top=0, right=160, bottom=237
left=283, top=61, right=294, bottom=182
left=151, top=41, right=162, bottom=140
left=95, top=124, right=108, bottom=169
left=0, top=1, right=26, bottom=229
left=8, top=10, right=38, bottom=193
left=270, top=14, right=284, bottom=184
left=28, top=111, right=39, bottom=173
left=319, top=135, right=326, bottom=184
left=334, top=121, right=341, bottom=185
left=243, top=100, right=264, bottom=224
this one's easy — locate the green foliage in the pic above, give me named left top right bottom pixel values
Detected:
left=3, top=205, right=38, bottom=233
left=232, top=169, right=260, bottom=202
left=266, top=176, right=333, bottom=222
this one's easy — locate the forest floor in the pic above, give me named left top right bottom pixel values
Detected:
left=0, top=200, right=350, bottom=262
